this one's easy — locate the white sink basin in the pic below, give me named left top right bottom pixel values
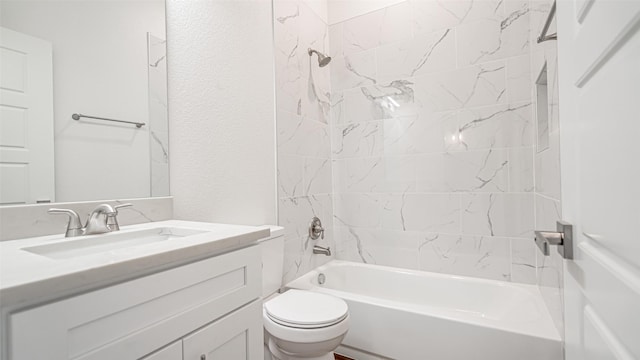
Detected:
left=22, top=227, right=207, bottom=259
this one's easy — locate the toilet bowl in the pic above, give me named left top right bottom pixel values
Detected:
left=263, top=289, right=349, bottom=360
left=259, top=227, right=349, bottom=360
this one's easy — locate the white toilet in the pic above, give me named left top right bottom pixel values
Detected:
left=259, top=226, right=349, bottom=360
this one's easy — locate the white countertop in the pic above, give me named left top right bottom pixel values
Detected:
left=0, top=220, right=270, bottom=309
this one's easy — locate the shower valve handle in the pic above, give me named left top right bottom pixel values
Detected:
left=309, top=217, right=324, bottom=240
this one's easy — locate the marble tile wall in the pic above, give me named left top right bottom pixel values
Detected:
left=148, top=33, right=170, bottom=197
left=329, top=0, right=539, bottom=284
left=530, top=0, right=564, bottom=339
left=273, top=0, right=336, bottom=284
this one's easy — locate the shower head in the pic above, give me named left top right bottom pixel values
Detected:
left=308, top=48, right=332, bottom=67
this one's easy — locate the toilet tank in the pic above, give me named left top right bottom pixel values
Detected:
left=258, top=226, right=285, bottom=298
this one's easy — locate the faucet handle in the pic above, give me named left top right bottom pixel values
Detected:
left=309, top=217, right=325, bottom=240
left=114, top=203, right=132, bottom=211
left=107, top=203, right=132, bottom=231
left=48, top=208, right=84, bottom=237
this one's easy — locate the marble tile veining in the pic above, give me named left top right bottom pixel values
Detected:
left=276, top=0, right=547, bottom=288
left=415, top=149, right=510, bottom=193
left=382, top=193, right=461, bottom=233
left=341, top=1, right=412, bottom=56
left=376, top=29, right=457, bottom=79
left=511, top=237, right=537, bottom=284
left=457, top=3, right=531, bottom=66
left=449, top=102, right=534, bottom=151
left=507, top=55, right=533, bottom=102
left=419, top=234, right=511, bottom=281
left=413, top=61, right=507, bottom=112
left=148, top=33, right=170, bottom=197
left=332, top=121, right=383, bottom=159
left=336, top=227, right=420, bottom=269
left=532, top=0, right=563, bottom=338
left=330, top=49, right=377, bottom=92
left=277, top=110, right=331, bottom=158
left=461, top=193, right=534, bottom=238
left=411, top=0, right=504, bottom=35
left=274, top=0, right=336, bottom=285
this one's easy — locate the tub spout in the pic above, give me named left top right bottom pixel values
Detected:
left=313, top=245, right=331, bottom=256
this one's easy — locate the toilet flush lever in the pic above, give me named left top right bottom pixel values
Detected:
left=309, top=217, right=324, bottom=240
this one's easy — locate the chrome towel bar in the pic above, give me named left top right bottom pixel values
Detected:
left=72, top=113, right=145, bottom=128
left=537, top=1, right=558, bottom=43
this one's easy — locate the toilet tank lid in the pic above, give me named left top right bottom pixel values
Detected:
left=255, top=225, right=284, bottom=241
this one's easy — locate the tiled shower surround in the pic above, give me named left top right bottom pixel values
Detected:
left=274, top=0, right=335, bottom=283
left=530, top=0, right=564, bottom=337
left=329, top=0, right=537, bottom=284
left=274, top=0, right=561, bottom=293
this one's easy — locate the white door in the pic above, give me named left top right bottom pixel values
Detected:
left=0, top=27, right=55, bottom=205
left=556, top=1, right=640, bottom=359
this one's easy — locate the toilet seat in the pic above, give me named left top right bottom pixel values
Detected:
left=264, top=289, right=348, bottom=329
left=263, top=290, right=349, bottom=344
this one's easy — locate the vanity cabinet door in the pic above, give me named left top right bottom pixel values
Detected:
left=140, top=341, right=182, bottom=360
left=8, top=245, right=261, bottom=360
left=183, top=299, right=263, bottom=360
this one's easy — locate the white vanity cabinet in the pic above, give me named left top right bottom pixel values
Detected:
left=182, top=300, right=262, bottom=359
left=140, top=300, right=263, bottom=360
left=140, top=341, right=182, bottom=360
left=7, top=245, right=263, bottom=360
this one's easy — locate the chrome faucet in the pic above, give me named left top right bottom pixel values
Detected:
left=313, top=245, right=331, bottom=256
left=309, top=217, right=330, bottom=256
left=84, top=204, right=116, bottom=235
left=48, top=203, right=132, bottom=237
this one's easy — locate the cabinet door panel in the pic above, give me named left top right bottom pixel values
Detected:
left=183, top=300, right=263, bottom=360
left=140, top=341, right=182, bottom=360
left=9, top=246, right=261, bottom=360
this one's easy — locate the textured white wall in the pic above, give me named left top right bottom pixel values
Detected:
left=166, top=0, right=277, bottom=225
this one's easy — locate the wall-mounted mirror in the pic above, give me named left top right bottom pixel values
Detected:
left=0, top=0, right=168, bottom=206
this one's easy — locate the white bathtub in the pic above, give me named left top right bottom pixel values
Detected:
left=286, top=261, right=562, bottom=360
